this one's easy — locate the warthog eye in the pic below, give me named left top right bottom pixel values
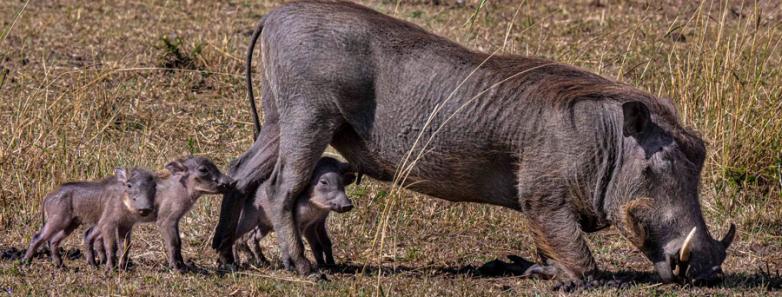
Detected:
left=319, top=179, right=328, bottom=185
left=198, top=167, right=208, bottom=174
left=127, top=184, right=132, bottom=189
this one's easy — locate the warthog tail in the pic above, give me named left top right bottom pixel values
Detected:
left=246, top=16, right=266, bottom=140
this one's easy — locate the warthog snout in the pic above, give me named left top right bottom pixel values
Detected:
left=330, top=193, right=353, bottom=213
left=332, top=202, right=353, bottom=213
left=217, top=176, right=236, bottom=192
left=655, top=224, right=736, bottom=284
left=691, top=266, right=725, bottom=286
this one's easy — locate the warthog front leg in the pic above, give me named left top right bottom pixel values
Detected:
left=264, top=178, right=311, bottom=274
left=315, top=218, right=335, bottom=267
left=247, top=228, right=270, bottom=266
left=83, top=226, right=99, bottom=266
left=304, top=221, right=336, bottom=269
left=231, top=197, right=266, bottom=267
left=116, top=226, right=133, bottom=271
left=526, top=207, right=598, bottom=289
left=158, top=218, right=186, bottom=272
left=213, top=122, right=280, bottom=267
left=47, top=223, right=77, bottom=268
left=267, top=115, right=336, bottom=275
left=303, top=225, right=325, bottom=269
left=101, top=224, right=119, bottom=271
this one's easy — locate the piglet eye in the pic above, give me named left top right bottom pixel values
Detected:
left=127, top=184, right=132, bottom=189
left=198, top=167, right=208, bottom=173
left=319, top=180, right=328, bottom=185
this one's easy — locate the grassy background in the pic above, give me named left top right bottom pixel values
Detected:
left=1, top=0, right=780, bottom=295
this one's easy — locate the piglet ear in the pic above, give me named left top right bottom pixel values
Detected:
left=339, top=162, right=359, bottom=185
left=343, top=172, right=357, bottom=185
left=115, top=168, right=128, bottom=183
left=165, top=161, right=187, bottom=174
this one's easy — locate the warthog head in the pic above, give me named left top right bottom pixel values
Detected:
left=165, top=156, right=235, bottom=194
left=613, top=101, right=735, bottom=285
left=117, top=168, right=157, bottom=217
left=308, top=157, right=356, bottom=213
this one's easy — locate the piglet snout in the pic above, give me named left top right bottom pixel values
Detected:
left=332, top=199, right=354, bottom=213
left=333, top=204, right=353, bottom=213
left=217, top=175, right=236, bottom=192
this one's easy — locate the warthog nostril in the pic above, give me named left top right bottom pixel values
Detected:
left=334, top=204, right=353, bottom=213
left=138, top=209, right=152, bottom=216
left=689, top=267, right=724, bottom=286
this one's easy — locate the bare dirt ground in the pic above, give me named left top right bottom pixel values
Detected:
left=0, top=0, right=780, bottom=296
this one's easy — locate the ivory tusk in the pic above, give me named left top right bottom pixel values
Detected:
left=679, top=227, right=697, bottom=262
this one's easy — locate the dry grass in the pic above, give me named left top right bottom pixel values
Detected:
left=0, top=0, right=780, bottom=296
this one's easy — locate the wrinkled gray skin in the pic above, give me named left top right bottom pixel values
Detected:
left=212, top=0, right=735, bottom=287
left=87, top=156, right=234, bottom=272
left=23, top=168, right=156, bottom=269
left=232, top=157, right=355, bottom=268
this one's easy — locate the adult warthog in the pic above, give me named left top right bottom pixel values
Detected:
left=213, top=0, right=735, bottom=288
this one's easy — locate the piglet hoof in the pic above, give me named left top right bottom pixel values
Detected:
left=281, top=256, right=295, bottom=272
left=322, top=260, right=337, bottom=269
left=601, top=278, right=632, bottom=289
left=172, top=263, right=191, bottom=274
left=551, top=275, right=604, bottom=292
left=521, top=264, right=558, bottom=279
left=187, top=262, right=201, bottom=272
left=216, top=253, right=235, bottom=268
left=306, top=272, right=329, bottom=283
left=295, top=258, right=313, bottom=275
left=552, top=279, right=584, bottom=293
left=250, top=259, right=270, bottom=269
left=318, top=263, right=336, bottom=273
left=217, top=262, right=239, bottom=273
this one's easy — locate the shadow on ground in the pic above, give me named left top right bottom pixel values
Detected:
left=325, top=254, right=782, bottom=291
left=1, top=246, right=81, bottom=261
left=5, top=246, right=780, bottom=291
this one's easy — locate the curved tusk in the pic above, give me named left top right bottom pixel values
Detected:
left=679, top=227, right=697, bottom=263
left=721, top=223, right=736, bottom=249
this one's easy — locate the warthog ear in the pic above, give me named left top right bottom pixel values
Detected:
left=339, top=162, right=359, bottom=185
left=165, top=161, right=187, bottom=174
left=115, top=168, right=128, bottom=184
left=622, top=198, right=653, bottom=248
left=658, top=97, right=679, bottom=120
left=622, top=101, right=650, bottom=137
